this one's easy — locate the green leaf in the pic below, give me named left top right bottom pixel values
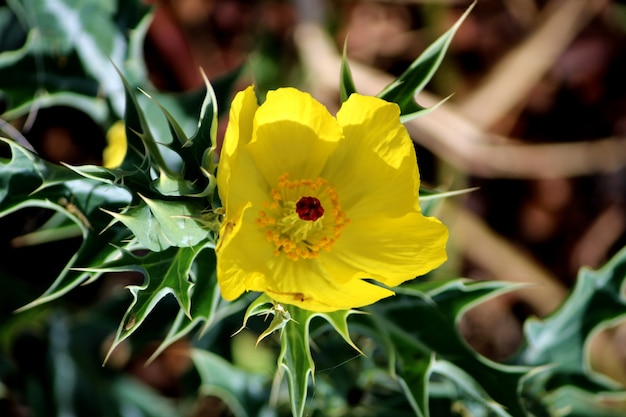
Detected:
left=377, top=2, right=474, bottom=121
left=339, top=38, right=357, bottom=103
left=0, top=28, right=105, bottom=122
left=274, top=306, right=364, bottom=417
left=236, top=294, right=276, bottom=334
left=279, top=307, right=316, bottom=417
left=238, top=302, right=367, bottom=416
left=62, top=162, right=122, bottom=185
left=431, top=360, right=516, bottom=417
left=137, top=76, right=221, bottom=198
left=396, top=351, right=433, bottom=417
left=313, top=309, right=365, bottom=355
left=419, top=186, right=479, bottom=217
left=256, top=304, right=294, bottom=345
left=541, top=385, right=626, bottom=417
left=103, top=194, right=208, bottom=252
left=235, top=301, right=367, bottom=416
left=116, top=68, right=238, bottom=197
left=77, top=242, right=211, bottom=362
left=0, top=0, right=151, bottom=120
left=0, top=139, right=134, bottom=309
left=521, top=246, right=626, bottom=391
left=191, top=349, right=271, bottom=417
left=152, top=169, right=199, bottom=197
left=148, top=247, right=249, bottom=363
left=419, top=187, right=480, bottom=202
left=114, top=65, right=175, bottom=179
left=112, top=377, right=179, bottom=417
left=187, top=70, right=220, bottom=176
left=138, top=87, right=192, bottom=151
left=367, top=279, right=529, bottom=417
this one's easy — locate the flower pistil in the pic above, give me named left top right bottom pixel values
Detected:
left=256, top=173, right=349, bottom=260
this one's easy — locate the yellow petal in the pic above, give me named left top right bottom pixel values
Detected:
left=247, top=88, right=343, bottom=185
left=262, top=258, right=395, bottom=312
left=103, top=121, right=127, bottom=168
left=331, top=212, right=448, bottom=287
left=216, top=202, right=272, bottom=300
left=217, top=86, right=265, bottom=211
left=329, top=94, right=421, bottom=218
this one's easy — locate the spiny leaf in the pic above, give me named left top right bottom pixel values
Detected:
left=11, top=199, right=131, bottom=312
left=148, top=248, right=250, bottom=363
left=0, top=138, right=85, bottom=203
left=235, top=294, right=276, bottom=336
left=340, top=37, right=357, bottom=103
left=103, top=194, right=208, bottom=252
left=137, top=83, right=217, bottom=198
left=279, top=307, right=316, bottom=417
left=189, top=70, right=219, bottom=176
left=273, top=306, right=365, bottom=417
left=78, top=242, right=211, bottom=363
left=424, top=279, right=528, bottom=323
left=419, top=187, right=480, bottom=217
left=153, top=169, right=199, bottom=197
left=257, top=304, right=294, bottom=346
left=521, top=246, right=626, bottom=391
left=311, top=309, right=365, bottom=356
left=0, top=139, right=133, bottom=310
left=139, top=87, right=191, bottom=150
left=62, top=163, right=121, bottom=185
left=541, top=385, right=626, bottom=417
left=367, top=279, right=529, bottom=417
left=0, top=0, right=150, bottom=120
left=377, top=1, right=474, bottom=121
left=430, top=360, right=515, bottom=417
left=113, top=64, right=175, bottom=179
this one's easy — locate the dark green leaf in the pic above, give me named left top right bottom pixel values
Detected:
left=367, top=279, right=529, bottom=417
left=114, top=65, right=174, bottom=179
left=191, top=349, right=271, bottom=417
left=148, top=248, right=249, bottom=362
left=0, top=139, right=133, bottom=310
left=377, top=2, right=474, bottom=121
left=112, top=377, right=179, bottom=417
left=0, top=0, right=151, bottom=120
left=396, top=350, right=433, bottom=417
left=103, top=194, right=208, bottom=252
left=520, top=246, right=626, bottom=393
left=340, top=38, right=357, bottom=103
left=279, top=307, right=316, bottom=417
left=77, top=241, right=212, bottom=362
left=187, top=71, right=219, bottom=175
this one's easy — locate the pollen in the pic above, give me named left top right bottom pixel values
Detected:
left=257, top=173, right=349, bottom=260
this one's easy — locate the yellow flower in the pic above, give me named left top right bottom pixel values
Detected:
left=103, top=120, right=127, bottom=168
left=216, top=86, right=448, bottom=312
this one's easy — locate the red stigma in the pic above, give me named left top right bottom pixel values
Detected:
left=296, top=196, right=324, bottom=221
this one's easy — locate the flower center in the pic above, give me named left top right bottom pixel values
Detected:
left=296, top=196, right=324, bottom=221
left=256, top=173, right=349, bottom=260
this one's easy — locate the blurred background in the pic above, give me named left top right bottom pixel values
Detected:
left=1, top=0, right=626, bottom=415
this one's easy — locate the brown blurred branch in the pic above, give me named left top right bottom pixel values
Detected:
left=456, top=0, right=608, bottom=129
left=569, top=204, right=626, bottom=272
